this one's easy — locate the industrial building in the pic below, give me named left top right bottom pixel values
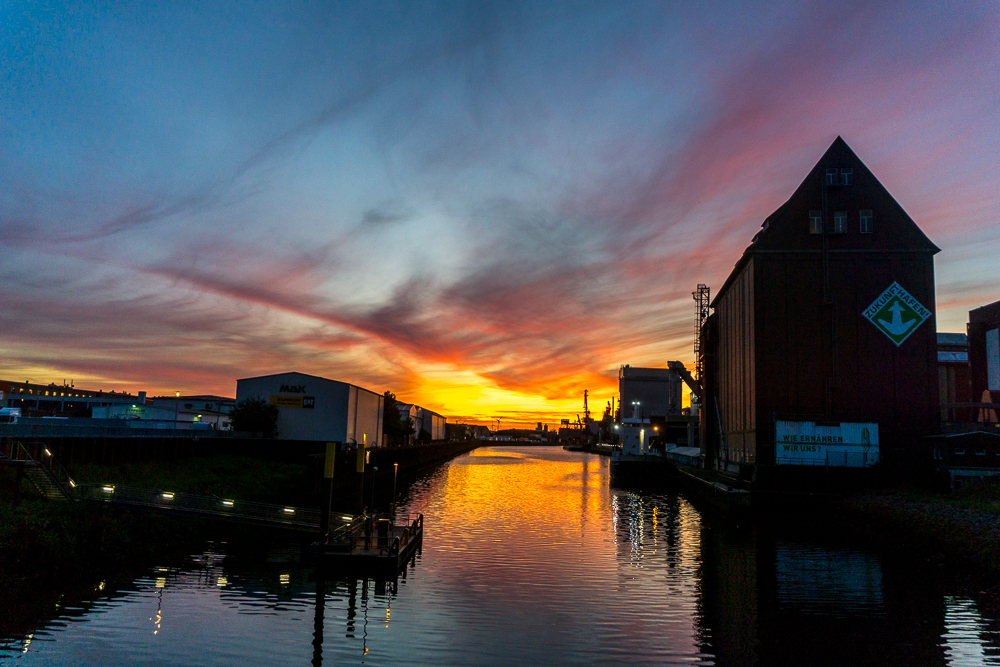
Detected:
left=0, top=379, right=142, bottom=416
left=235, top=372, right=384, bottom=445
left=91, top=395, right=234, bottom=429
left=395, top=403, right=447, bottom=442
left=700, top=137, right=939, bottom=472
left=968, top=299, right=1000, bottom=411
left=419, top=408, right=446, bottom=441
left=618, top=366, right=683, bottom=418
left=937, top=333, right=970, bottom=423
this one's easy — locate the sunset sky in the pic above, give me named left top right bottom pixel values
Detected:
left=2, top=2, right=998, bottom=426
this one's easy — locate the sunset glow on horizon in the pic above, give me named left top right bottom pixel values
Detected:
left=2, top=2, right=998, bottom=427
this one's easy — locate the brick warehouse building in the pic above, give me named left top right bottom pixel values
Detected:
left=700, top=137, right=939, bottom=473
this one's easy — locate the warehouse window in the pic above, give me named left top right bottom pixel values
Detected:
left=832, top=211, right=848, bottom=234
left=809, top=210, right=823, bottom=234
left=840, top=168, right=853, bottom=185
left=825, top=168, right=839, bottom=185
left=860, top=210, right=873, bottom=233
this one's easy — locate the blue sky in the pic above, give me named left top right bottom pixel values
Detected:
left=2, top=1, right=998, bottom=424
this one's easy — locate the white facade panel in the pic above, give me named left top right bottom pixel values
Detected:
left=351, top=385, right=383, bottom=447
left=774, top=420, right=879, bottom=467
left=416, top=408, right=446, bottom=441
left=987, top=328, right=999, bottom=391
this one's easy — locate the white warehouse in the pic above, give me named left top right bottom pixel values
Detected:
left=395, top=402, right=447, bottom=442
left=235, top=372, right=384, bottom=445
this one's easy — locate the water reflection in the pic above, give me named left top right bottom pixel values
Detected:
left=2, top=446, right=999, bottom=666
left=943, top=596, right=1000, bottom=666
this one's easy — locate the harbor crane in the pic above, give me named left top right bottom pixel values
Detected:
left=667, top=361, right=700, bottom=404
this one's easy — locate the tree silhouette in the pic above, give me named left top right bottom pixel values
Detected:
left=229, top=395, right=279, bottom=438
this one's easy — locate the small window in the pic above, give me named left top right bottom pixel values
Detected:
left=954, top=448, right=965, bottom=456
left=860, top=210, right=873, bottom=234
left=809, top=210, right=823, bottom=234
left=825, top=168, right=839, bottom=185
left=975, top=448, right=986, bottom=456
left=840, top=168, right=853, bottom=185
left=832, top=211, right=847, bottom=234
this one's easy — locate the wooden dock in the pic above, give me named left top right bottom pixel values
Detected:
left=314, top=513, right=423, bottom=574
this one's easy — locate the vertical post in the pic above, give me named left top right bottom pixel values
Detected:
left=356, top=437, right=366, bottom=514
left=319, top=442, right=336, bottom=542
left=391, top=462, right=398, bottom=519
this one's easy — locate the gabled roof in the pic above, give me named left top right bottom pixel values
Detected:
left=236, top=371, right=335, bottom=383
left=712, top=136, right=939, bottom=306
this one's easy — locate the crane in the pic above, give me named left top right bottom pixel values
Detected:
left=667, top=361, right=700, bottom=403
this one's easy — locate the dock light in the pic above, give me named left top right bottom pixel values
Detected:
left=43, top=448, right=51, bottom=457
left=161, top=492, right=174, bottom=500
left=102, top=485, right=115, bottom=493
left=68, top=479, right=76, bottom=488
left=279, top=574, right=290, bottom=585
left=341, top=515, right=353, bottom=521
left=221, top=500, right=234, bottom=507
left=283, top=508, right=295, bottom=515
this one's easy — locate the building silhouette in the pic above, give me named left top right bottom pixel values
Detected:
left=701, top=137, right=939, bottom=473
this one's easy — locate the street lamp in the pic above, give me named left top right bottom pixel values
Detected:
left=174, top=391, right=181, bottom=426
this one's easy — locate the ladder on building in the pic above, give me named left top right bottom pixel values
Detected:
left=0, top=440, right=78, bottom=501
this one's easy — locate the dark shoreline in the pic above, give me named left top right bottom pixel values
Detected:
left=834, top=490, right=1000, bottom=577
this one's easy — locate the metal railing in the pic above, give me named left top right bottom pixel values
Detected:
left=76, top=484, right=322, bottom=529
left=0, top=439, right=78, bottom=499
left=324, top=513, right=423, bottom=557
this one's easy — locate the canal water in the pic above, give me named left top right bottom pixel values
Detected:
left=2, top=446, right=998, bottom=666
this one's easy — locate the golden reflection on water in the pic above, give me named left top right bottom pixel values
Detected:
left=397, top=445, right=708, bottom=664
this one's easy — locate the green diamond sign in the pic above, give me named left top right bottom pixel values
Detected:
left=863, top=282, right=931, bottom=346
